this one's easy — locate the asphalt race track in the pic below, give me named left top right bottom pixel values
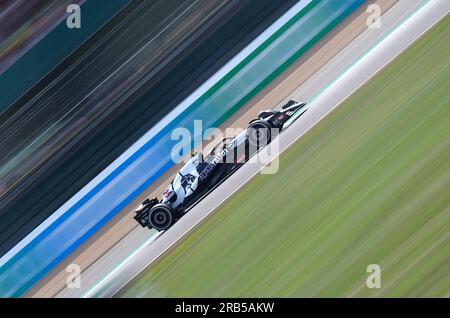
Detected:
left=92, top=0, right=449, bottom=298
left=27, top=0, right=446, bottom=298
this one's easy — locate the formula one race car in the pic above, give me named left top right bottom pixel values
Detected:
left=134, top=100, right=307, bottom=231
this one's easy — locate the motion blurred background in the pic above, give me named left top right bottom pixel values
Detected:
left=0, top=0, right=448, bottom=298
left=0, top=0, right=83, bottom=74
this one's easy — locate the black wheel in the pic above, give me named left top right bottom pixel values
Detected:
left=148, top=204, right=174, bottom=231
left=247, top=120, right=273, bottom=149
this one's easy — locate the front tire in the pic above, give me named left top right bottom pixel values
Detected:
left=148, top=204, right=174, bottom=231
left=247, top=120, right=273, bottom=149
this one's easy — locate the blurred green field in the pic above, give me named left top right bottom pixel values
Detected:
left=119, top=17, right=450, bottom=297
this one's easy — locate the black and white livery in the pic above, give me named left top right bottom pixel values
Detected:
left=134, top=100, right=307, bottom=231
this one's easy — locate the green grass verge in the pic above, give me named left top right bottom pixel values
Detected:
left=119, top=17, right=450, bottom=297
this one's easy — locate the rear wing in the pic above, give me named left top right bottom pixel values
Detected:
left=281, top=100, right=307, bottom=111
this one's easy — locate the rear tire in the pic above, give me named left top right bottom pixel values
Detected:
left=148, top=204, right=174, bottom=231
left=247, top=120, right=273, bottom=149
